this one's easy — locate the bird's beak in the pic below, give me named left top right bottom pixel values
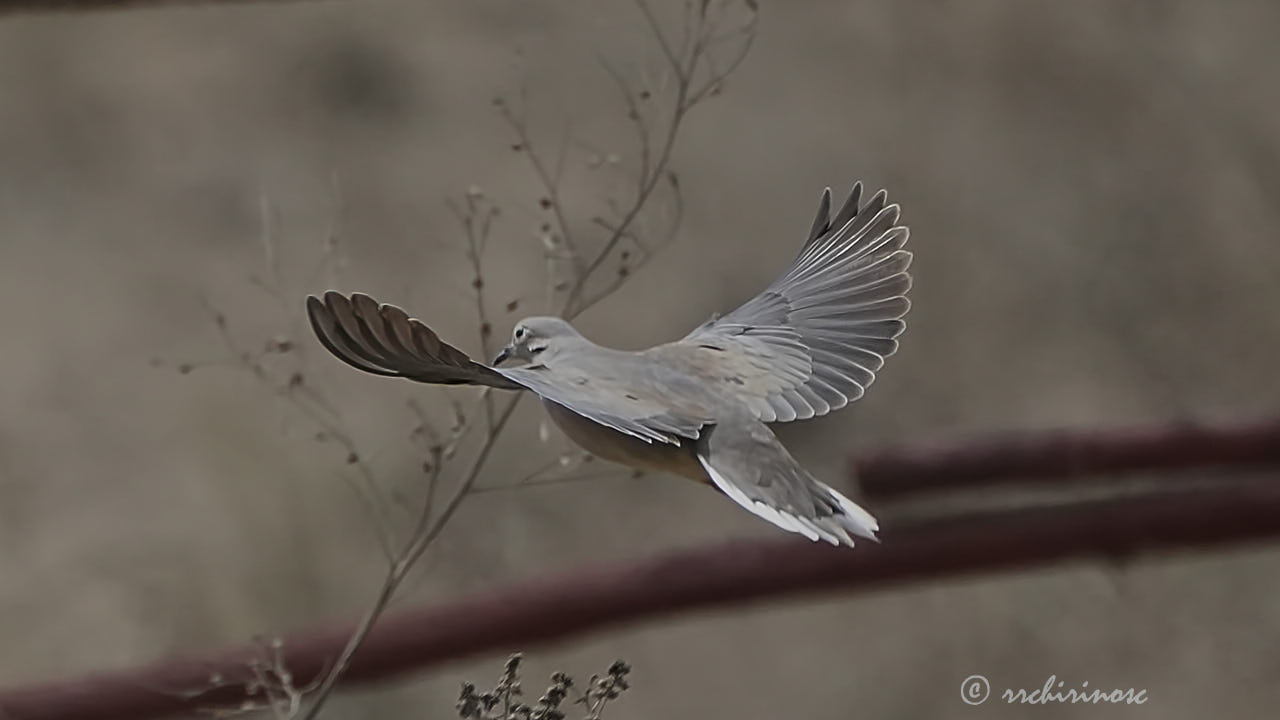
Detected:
left=492, top=345, right=513, bottom=366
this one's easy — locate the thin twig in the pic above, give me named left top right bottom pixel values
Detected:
left=448, top=194, right=501, bottom=432
left=597, top=55, right=653, bottom=186
left=634, top=0, right=683, bottom=76
left=499, top=103, right=585, bottom=275
left=563, top=0, right=757, bottom=318
left=295, top=394, right=522, bottom=720
left=196, top=299, right=398, bottom=564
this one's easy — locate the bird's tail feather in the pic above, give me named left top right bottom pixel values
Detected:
left=697, top=418, right=879, bottom=548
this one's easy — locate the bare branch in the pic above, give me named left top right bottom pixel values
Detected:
left=448, top=192, right=503, bottom=432
left=575, top=171, right=680, bottom=313
left=633, top=0, right=683, bottom=77
left=189, top=298, right=398, bottom=565
left=597, top=56, right=653, bottom=187
left=497, top=101, right=585, bottom=275
left=687, top=12, right=757, bottom=105
left=294, top=393, right=523, bottom=720
left=562, top=0, right=757, bottom=318
left=403, top=395, right=523, bottom=569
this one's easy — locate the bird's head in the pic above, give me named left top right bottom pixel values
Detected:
left=493, top=316, right=583, bottom=365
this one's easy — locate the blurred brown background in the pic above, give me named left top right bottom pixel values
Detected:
left=2, top=1, right=1278, bottom=717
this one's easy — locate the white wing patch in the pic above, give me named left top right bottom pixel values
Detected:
left=698, top=456, right=878, bottom=547
left=814, top=479, right=879, bottom=541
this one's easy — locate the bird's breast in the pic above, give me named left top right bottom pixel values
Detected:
left=540, top=399, right=708, bottom=482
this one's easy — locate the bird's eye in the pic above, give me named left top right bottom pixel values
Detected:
left=515, top=328, right=526, bottom=340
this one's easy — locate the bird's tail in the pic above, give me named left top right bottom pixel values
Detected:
left=697, top=418, right=879, bottom=547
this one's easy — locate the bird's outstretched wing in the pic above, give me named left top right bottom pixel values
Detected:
left=498, top=364, right=706, bottom=445
left=305, top=291, right=525, bottom=390
left=308, top=292, right=704, bottom=444
left=676, top=182, right=912, bottom=422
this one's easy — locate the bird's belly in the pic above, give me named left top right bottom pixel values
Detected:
left=541, top=399, right=707, bottom=482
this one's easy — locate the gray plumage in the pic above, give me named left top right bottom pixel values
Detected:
left=306, top=181, right=911, bottom=547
